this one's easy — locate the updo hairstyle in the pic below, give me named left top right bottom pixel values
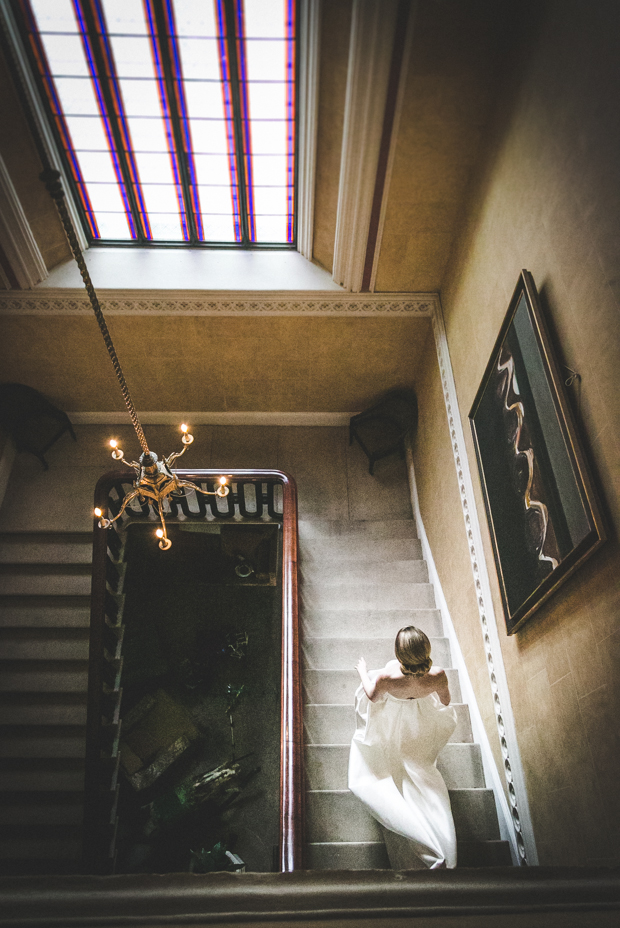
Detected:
left=395, top=626, right=432, bottom=676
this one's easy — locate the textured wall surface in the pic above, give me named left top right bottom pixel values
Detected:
left=375, top=0, right=515, bottom=293
left=413, top=0, right=620, bottom=866
left=0, top=314, right=430, bottom=413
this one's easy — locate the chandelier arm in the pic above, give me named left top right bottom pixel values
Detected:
left=39, top=169, right=150, bottom=457
left=175, top=480, right=219, bottom=497
left=101, top=487, right=142, bottom=526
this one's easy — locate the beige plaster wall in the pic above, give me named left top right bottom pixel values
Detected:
left=311, top=0, right=352, bottom=274
left=375, top=0, right=516, bottom=293
left=0, top=314, right=430, bottom=413
left=0, top=44, right=70, bottom=274
left=413, top=0, right=620, bottom=866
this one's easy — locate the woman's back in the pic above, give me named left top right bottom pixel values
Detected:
left=359, top=658, right=451, bottom=705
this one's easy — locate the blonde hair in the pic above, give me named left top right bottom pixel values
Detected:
left=395, top=626, right=432, bottom=676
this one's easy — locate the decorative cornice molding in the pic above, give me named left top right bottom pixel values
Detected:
left=0, top=290, right=437, bottom=316
left=0, top=154, right=47, bottom=289
left=297, top=0, right=321, bottom=261
left=68, top=411, right=356, bottom=426
left=333, top=0, right=400, bottom=291
left=430, top=299, right=538, bottom=866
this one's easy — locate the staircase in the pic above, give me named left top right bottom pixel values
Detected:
left=0, top=532, right=90, bottom=875
left=300, top=518, right=512, bottom=869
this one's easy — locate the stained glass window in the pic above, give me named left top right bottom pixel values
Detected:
left=17, top=0, right=297, bottom=245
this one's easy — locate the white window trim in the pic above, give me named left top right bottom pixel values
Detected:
left=296, top=0, right=321, bottom=261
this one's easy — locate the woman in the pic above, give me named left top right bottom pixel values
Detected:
left=348, top=626, right=458, bottom=869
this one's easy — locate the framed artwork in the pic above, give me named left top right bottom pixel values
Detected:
left=469, top=270, right=606, bottom=634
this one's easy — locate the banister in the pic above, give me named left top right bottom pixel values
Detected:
left=84, top=468, right=302, bottom=875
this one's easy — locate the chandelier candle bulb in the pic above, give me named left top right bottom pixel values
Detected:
left=180, top=423, right=194, bottom=446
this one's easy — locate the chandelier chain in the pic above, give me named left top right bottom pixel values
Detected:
left=40, top=170, right=150, bottom=456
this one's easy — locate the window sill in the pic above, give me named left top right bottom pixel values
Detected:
left=39, top=247, right=342, bottom=292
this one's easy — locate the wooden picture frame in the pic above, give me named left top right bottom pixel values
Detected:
left=469, top=270, right=606, bottom=634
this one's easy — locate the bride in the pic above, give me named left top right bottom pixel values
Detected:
left=348, top=626, right=458, bottom=869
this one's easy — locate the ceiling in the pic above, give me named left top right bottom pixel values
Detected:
left=0, top=0, right=518, bottom=414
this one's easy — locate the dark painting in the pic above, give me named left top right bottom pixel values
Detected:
left=469, top=272, right=605, bottom=633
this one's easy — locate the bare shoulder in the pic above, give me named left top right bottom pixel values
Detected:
left=427, top=666, right=447, bottom=680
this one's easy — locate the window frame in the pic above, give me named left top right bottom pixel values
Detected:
left=10, top=0, right=300, bottom=250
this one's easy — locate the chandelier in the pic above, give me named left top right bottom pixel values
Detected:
left=41, top=170, right=229, bottom=550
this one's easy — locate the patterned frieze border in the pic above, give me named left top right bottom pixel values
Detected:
left=0, top=289, right=436, bottom=316
left=431, top=299, right=538, bottom=866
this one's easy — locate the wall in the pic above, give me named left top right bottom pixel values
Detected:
left=0, top=314, right=430, bottom=414
left=413, top=0, right=620, bottom=866
left=0, top=42, right=70, bottom=273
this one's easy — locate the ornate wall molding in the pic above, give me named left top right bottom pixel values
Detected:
left=0, top=290, right=436, bottom=316
left=430, top=299, right=538, bottom=866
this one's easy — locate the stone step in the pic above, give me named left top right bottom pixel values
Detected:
left=0, top=597, right=91, bottom=628
left=300, top=537, right=423, bottom=562
left=303, top=668, right=462, bottom=705
left=298, top=520, right=417, bottom=541
left=0, top=662, right=89, bottom=693
left=301, top=608, right=443, bottom=639
left=300, top=560, right=429, bottom=585
left=0, top=565, right=92, bottom=597
left=301, top=582, right=436, bottom=612
left=304, top=702, right=473, bottom=745
left=0, top=759, right=85, bottom=792
left=305, top=741, right=484, bottom=791
left=305, top=839, right=512, bottom=870
left=0, top=534, right=92, bottom=564
left=0, top=629, right=90, bottom=661
left=0, top=695, right=87, bottom=726
left=306, top=787, right=500, bottom=843
left=0, top=728, right=86, bottom=759
left=0, top=799, right=84, bottom=826
left=302, top=636, right=450, bottom=671
left=306, top=841, right=389, bottom=870
left=0, top=837, right=82, bottom=861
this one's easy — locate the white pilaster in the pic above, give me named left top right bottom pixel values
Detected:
left=332, top=0, right=399, bottom=291
left=0, top=154, right=48, bottom=288
left=296, top=0, right=321, bottom=261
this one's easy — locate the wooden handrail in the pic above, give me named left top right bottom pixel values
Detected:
left=84, top=469, right=302, bottom=874
left=1, top=869, right=619, bottom=926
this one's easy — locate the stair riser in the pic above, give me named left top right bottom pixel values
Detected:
left=306, top=842, right=390, bottom=870
left=301, top=583, right=436, bottom=612
left=0, top=536, right=92, bottom=564
left=0, top=639, right=89, bottom=661
left=0, top=575, right=92, bottom=596
left=304, top=703, right=472, bottom=745
left=0, top=738, right=86, bottom=759
left=298, top=521, right=417, bottom=540
left=306, top=741, right=484, bottom=791
left=302, top=609, right=443, bottom=639
left=0, top=703, right=87, bottom=726
left=302, top=636, right=450, bottom=671
left=300, top=561, right=428, bottom=584
left=300, top=538, right=422, bottom=562
left=0, top=771, right=85, bottom=791
left=0, top=670, right=88, bottom=693
left=0, top=804, right=84, bottom=825
left=0, top=839, right=82, bottom=861
left=303, top=668, right=462, bottom=705
left=307, top=788, right=500, bottom=843
left=0, top=604, right=90, bottom=628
